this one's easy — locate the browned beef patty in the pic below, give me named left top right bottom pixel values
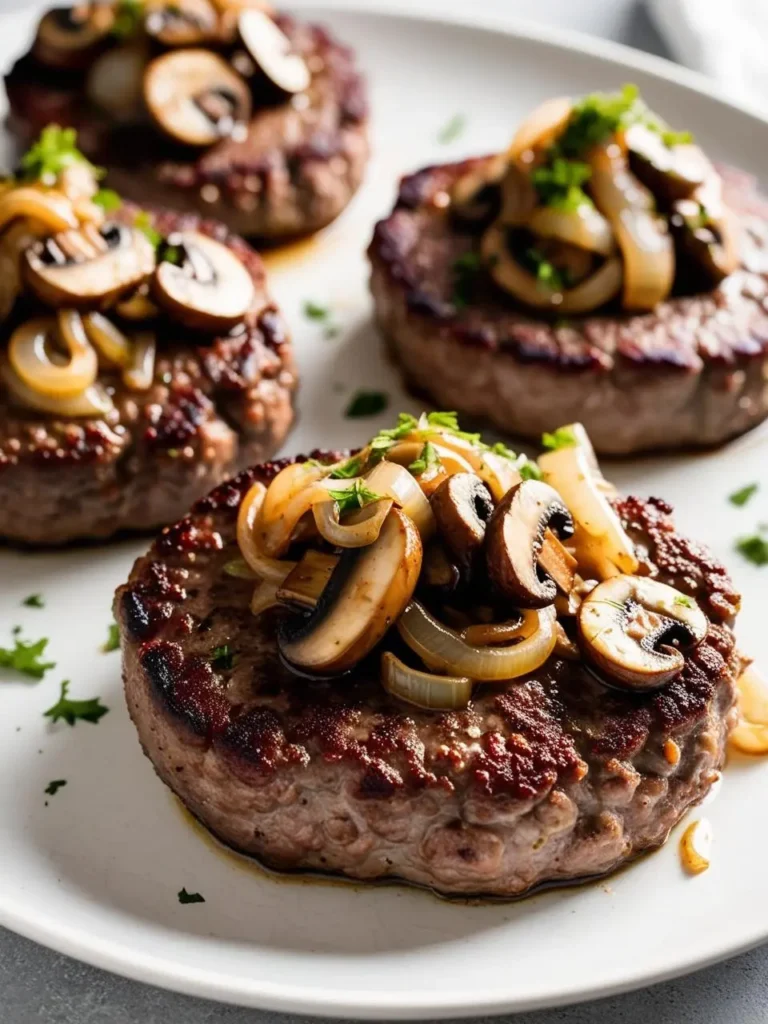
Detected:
left=116, top=452, right=741, bottom=898
left=368, top=158, right=768, bottom=455
left=0, top=208, right=296, bottom=545
left=5, top=15, right=369, bottom=240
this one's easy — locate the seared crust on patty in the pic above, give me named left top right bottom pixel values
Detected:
left=0, top=207, right=296, bottom=545
left=5, top=16, right=369, bottom=240
left=368, top=158, right=768, bottom=454
left=116, top=454, right=741, bottom=897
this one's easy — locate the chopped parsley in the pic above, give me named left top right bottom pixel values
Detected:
left=541, top=426, right=577, bottom=451
left=44, top=681, right=109, bottom=726
left=327, top=479, right=384, bottom=515
left=45, top=780, right=67, bottom=797
left=92, top=188, right=122, bottom=212
left=661, top=129, right=694, bottom=148
left=674, top=595, right=694, bottom=608
left=736, top=533, right=768, bottom=567
left=408, top=441, right=440, bottom=476
left=158, top=241, right=183, bottom=266
left=345, top=391, right=389, bottom=418
left=517, top=457, right=543, bottom=481
left=18, top=125, right=101, bottom=186
left=729, top=483, right=759, bottom=508
left=530, top=157, right=592, bottom=212
left=22, top=594, right=44, bottom=608
left=329, top=453, right=367, bottom=479
left=111, top=0, right=144, bottom=38
left=437, top=114, right=466, bottom=145
left=532, top=252, right=567, bottom=291
left=558, top=83, right=643, bottom=158
left=451, top=251, right=482, bottom=309
left=302, top=300, right=339, bottom=338
left=178, top=888, right=206, bottom=905
left=134, top=210, right=162, bottom=248
left=102, top=622, right=120, bottom=653
left=0, top=635, right=55, bottom=680
left=211, top=644, right=236, bottom=670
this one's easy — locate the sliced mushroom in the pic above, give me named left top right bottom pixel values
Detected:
left=670, top=166, right=739, bottom=285
left=278, top=508, right=422, bottom=676
left=238, top=10, right=310, bottom=96
left=451, top=155, right=507, bottom=227
left=578, top=575, right=708, bottom=691
left=538, top=529, right=577, bottom=594
left=144, top=49, right=252, bottom=147
left=145, top=0, right=218, bottom=46
left=421, top=542, right=461, bottom=596
left=24, top=224, right=156, bottom=310
left=430, top=472, right=493, bottom=567
left=276, top=549, right=338, bottom=609
left=625, top=124, right=708, bottom=202
left=33, top=6, right=112, bottom=71
left=152, top=231, right=256, bottom=331
left=87, top=42, right=149, bottom=122
left=485, top=479, right=574, bottom=608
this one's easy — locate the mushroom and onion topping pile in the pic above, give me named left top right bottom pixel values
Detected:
left=31, top=0, right=311, bottom=146
left=235, top=412, right=710, bottom=710
left=0, top=126, right=256, bottom=418
left=453, top=84, right=739, bottom=315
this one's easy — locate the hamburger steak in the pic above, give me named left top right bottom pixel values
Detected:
left=0, top=208, right=296, bottom=545
left=369, top=159, right=768, bottom=454
left=5, top=14, right=369, bottom=240
left=117, top=453, right=741, bottom=898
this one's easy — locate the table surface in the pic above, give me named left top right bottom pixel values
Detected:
left=3, top=1, right=768, bottom=1022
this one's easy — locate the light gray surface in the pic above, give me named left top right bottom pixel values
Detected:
left=3, top=1, right=767, bottom=1022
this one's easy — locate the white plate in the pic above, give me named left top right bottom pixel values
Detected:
left=1, top=3, right=768, bottom=1018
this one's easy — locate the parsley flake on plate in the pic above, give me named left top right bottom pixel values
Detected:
left=541, top=426, right=577, bottom=451
left=0, top=634, right=55, bottom=680
left=345, top=391, right=390, bottom=418
left=178, top=888, right=206, bottom=904
left=729, top=483, right=759, bottom=508
left=437, top=114, right=466, bottom=145
left=45, top=780, right=67, bottom=797
left=102, top=622, right=120, bottom=653
left=736, top=534, right=768, bottom=567
left=22, top=594, right=44, bottom=608
left=302, top=300, right=339, bottom=338
left=44, top=681, right=109, bottom=726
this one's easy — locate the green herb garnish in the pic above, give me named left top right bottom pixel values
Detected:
left=674, top=595, right=694, bottom=608
left=329, top=453, right=367, bottom=479
left=159, top=242, right=183, bottom=266
left=558, top=83, right=642, bottom=158
left=345, top=391, right=390, bottom=418
left=408, top=441, right=440, bottom=476
left=661, top=129, right=694, bottom=147
left=22, top=594, right=44, bottom=608
left=44, top=681, right=109, bottom=726
left=134, top=210, right=162, bottom=249
left=518, top=457, right=543, bottom=481
left=92, top=188, right=122, bottom=212
left=302, top=300, right=339, bottom=339
left=102, top=622, right=120, bottom=653
left=178, top=888, right=205, bottom=904
left=530, top=157, right=592, bottom=211
left=729, top=483, right=759, bottom=508
left=327, top=479, right=384, bottom=516
left=19, top=125, right=100, bottom=186
left=45, top=780, right=67, bottom=796
left=541, top=426, right=577, bottom=451
left=211, top=644, right=236, bottom=670
left=111, top=0, right=144, bottom=39
left=437, top=114, right=466, bottom=145
left=736, top=534, right=768, bottom=567
left=0, top=635, right=55, bottom=680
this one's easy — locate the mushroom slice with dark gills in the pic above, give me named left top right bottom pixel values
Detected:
left=238, top=9, right=311, bottom=96
left=24, top=224, right=156, bottom=309
left=143, top=49, right=252, bottom=147
left=578, top=575, right=708, bottom=692
left=671, top=168, right=740, bottom=286
left=485, top=479, right=575, bottom=608
left=430, top=472, right=493, bottom=568
left=152, top=231, right=256, bottom=331
left=625, top=124, right=709, bottom=202
left=33, top=5, right=113, bottom=71
left=145, top=0, right=219, bottom=46
left=278, top=508, right=422, bottom=676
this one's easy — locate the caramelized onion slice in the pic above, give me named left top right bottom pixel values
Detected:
left=237, top=480, right=296, bottom=583
left=507, top=96, right=573, bottom=163
left=382, top=651, right=472, bottom=711
left=589, top=142, right=675, bottom=311
left=463, top=609, right=540, bottom=647
left=0, top=188, right=78, bottom=233
left=123, top=331, right=156, bottom=391
left=365, top=460, right=435, bottom=541
left=2, top=359, right=113, bottom=418
left=398, top=601, right=557, bottom=682
left=83, top=312, right=132, bottom=367
left=313, top=497, right=394, bottom=549
left=9, top=313, right=98, bottom=398
left=527, top=204, right=614, bottom=257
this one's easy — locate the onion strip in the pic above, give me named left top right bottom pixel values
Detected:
left=313, top=497, right=394, bottom=549
left=123, top=331, right=156, bottom=391
left=8, top=313, right=98, bottom=398
left=364, top=461, right=435, bottom=541
left=0, top=188, right=78, bottom=233
left=398, top=601, right=557, bottom=681
left=237, top=481, right=296, bottom=583
left=84, top=312, right=133, bottom=368
left=1, top=359, right=114, bottom=418
left=381, top=651, right=472, bottom=710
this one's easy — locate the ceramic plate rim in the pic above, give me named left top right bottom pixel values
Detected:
left=1, top=3, right=767, bottom=1017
